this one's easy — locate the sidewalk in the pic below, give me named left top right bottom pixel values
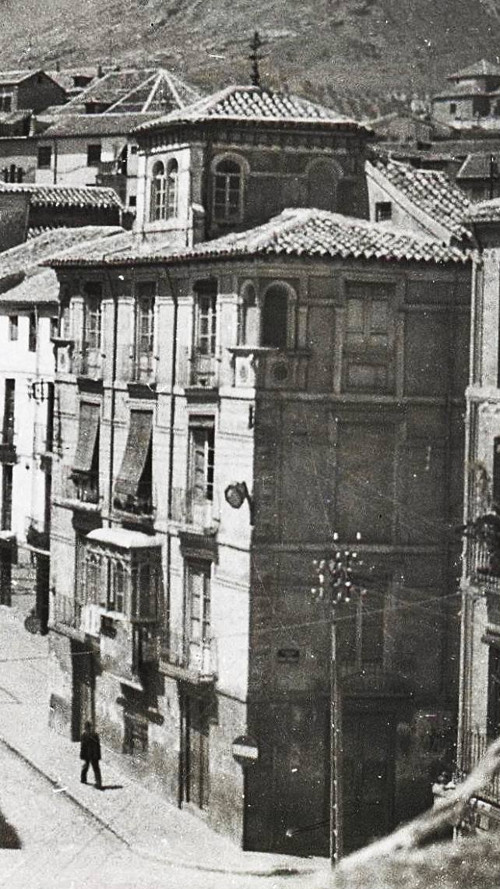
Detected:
left=0, top=604, right=328, bottom=880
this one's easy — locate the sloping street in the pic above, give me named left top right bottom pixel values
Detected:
left=0, top=602, right=328, bottom=889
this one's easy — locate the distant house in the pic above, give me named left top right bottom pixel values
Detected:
left=432, top=59, right=500, bottom=130
left=366, top=156, right=472, bottom=245
left=0, top=70, right=66, bottom=116
left=0, top=181, right=125, bottom=251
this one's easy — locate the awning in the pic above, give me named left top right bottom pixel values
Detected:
left=86, top=527, right=162, bottom=550
left=114, top=411, right=152, bottom=499
left=73, top=402, right=100, bottom=473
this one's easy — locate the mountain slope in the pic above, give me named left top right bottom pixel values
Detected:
left=3, top=0, right=500, bottom=116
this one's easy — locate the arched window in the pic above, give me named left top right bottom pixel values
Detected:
left=213, top=157, right=244, bottom=222
left=261, top=285, right=289, bottom=350
left=237, top=283, right=258, bottom=345
left=150, top=161, right=166, bottom=221
left=166, top=159, right=179, bottom=218
left=307, top=159, right=342, bottom=212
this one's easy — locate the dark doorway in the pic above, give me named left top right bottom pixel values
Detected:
left=183, top=694, right=210, bottom=809
left=342, top=710, right=396, bottom=853
left=71, top=644, right=95, bottom=741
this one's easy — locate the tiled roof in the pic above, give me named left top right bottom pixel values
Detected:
left=0, top=268, right=59, bottom=306
left=466, top=198, right=500, bottom=223
left=457, top=153, right=500, bottom=179
left=371, top=157, right=471, bottom=241
left=0, top=182, right=123, bottom=209
left=0, top=69, right=40, bottom=85
left=45, top=209, right=470, bottom=268
left=40, top=112, right=161, bottom=138
left=0, top=226, right=124, bottom=285
left=136, top=84, right=366, bottom=133
left=448, top=59, right=500, bottom=80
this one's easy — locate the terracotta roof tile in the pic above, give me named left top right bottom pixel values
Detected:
left=0, top=182, right=123, bottom=210
left=372, top=157, right=471, bottom=241
left=466, top=198, right=500, bottom=223
left=136, top=84, right=367, bottom=133
left=40, top=112, right=161, bottom=137
left=0, top=226, right=124, bottom=284
left=45, top=209, right=470, bottom=268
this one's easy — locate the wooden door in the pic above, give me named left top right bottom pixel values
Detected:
left=343, top=710, right=395, bottom=852
left=185, top=695, right=210, bottom=809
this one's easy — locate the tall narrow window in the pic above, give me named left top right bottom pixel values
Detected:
left=134, top=282, right=155, bottom=382
left=3, top=380, right=15, bottom=447
left=186, top=560, right=211, bottom=672
left=261, top=284, right=288, bottom=349
left=8, top=316, right=18, bottom=341
left=114, top=410, right=153, bottom=516
left=150, top=161, right=166, bottom=221
left=213, top=157, right=244, bottom=222
left=343, top=282, right=395, bottom=393
left=166, top=159, right=179, bottom=219
left=195, top=282, right=217, bottom=356
left=82, top=282, right=102, bottom=377
left=1, top=465, right=13, bottom=531
left=237, top=283, right=258, bottom=345
left=189, top=419, right=215, bottom=504
left=28, top=311, right=37, bottom=352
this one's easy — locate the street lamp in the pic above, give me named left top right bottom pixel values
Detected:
left=312, top=531, right=365, bottom=866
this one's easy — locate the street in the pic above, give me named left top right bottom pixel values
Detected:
left=0, top=603, right=328, bottom=889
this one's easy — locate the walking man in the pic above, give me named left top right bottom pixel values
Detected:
left=80, top=721, right=102, bottom=789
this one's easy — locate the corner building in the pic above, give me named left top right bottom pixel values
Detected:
left=46, top=86, right=471, bottom=855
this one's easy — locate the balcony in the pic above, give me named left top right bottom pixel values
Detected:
left=71, top=345, right=103, bottom=381
left=99, top=617, right=158, bottom=687
left=159, top=628, right=217, bottom=685
left=57, top=467, right=100, bottom=513
left=229, top=346, right=310, bottom=390
left=179, top=349, right=220, bottom=389
left=0, top=429, right=16, bottom=463
left=25, top=517, right=50, bottom=553
left=170, top=488, right=219, bottom=534
left=460, top=729, right=500, bottom=807
left=131, top=352, right=156, bottom=387
left=468, top=540, right=500, bottom=597
left=50, top=596, right=100, bottom=643
left=113, top=490, right=155, bottom=528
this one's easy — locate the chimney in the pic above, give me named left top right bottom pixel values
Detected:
left=97, top=63, right=104, bottom=78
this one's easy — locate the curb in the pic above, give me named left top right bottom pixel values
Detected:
left=0, top=733, right=318, bottom=878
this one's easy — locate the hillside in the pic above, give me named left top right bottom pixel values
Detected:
left=3, top=0, right=500, bottom=117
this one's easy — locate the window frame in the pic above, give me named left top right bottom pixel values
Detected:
left=86, top=143, right=102, bottom=166
left=342, top=281, right=396, bottom=394
left=212, top=154, right=246, bottom=223
left=188, top=420, right=215, bottom=504
left=8, top=315, right=18, bottom=342
left=37, top=146, right=52, bottom=169
left=134, top=281, right=156, bottom=381
left=28, top=311, right=37, bottom=353
left=150, top=160, right=167, bottom=221
left=166, top=158, right=179, bottom=219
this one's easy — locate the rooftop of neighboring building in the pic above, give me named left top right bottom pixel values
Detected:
left=0, top=226, right=124, bottom=304
left=367, top=156, right=472, bottom=242
left=457, top=152, right=500, bottom=180
left=44, top=207, right=470, bottom=269
left=136, top=83, right=369, bottom=134
left=0, top=69, right=46, bottom=86
left=38, top=112, right=162, bottom=138
left=466, top=196, right=500, bottom=223
left=0, top=181, right=123, bottom=210
left=58, top=66, right=201, bottom=115
left=447, top=59, right=500, bottom=81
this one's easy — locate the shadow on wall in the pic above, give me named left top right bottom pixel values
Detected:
left=0, top=807, right=21, bottom=848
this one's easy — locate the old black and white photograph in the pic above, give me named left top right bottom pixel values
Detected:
left=1, top=1, right=500, bottom=886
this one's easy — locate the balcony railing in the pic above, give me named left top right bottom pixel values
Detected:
left=132, top=351, right=156, bottom=385
left=170, top=487, right=219, bottom=532
left=51, top=596, right=83, bottom=632
left=56, top=466, right=100, bottom=511
left=25, top=517, right=50, bottom=552
left=71, top=344, right=103, bottom=379
left=113, top=490, right=155, bottom=525
left=460, top=729, right=500, bottom=806
left=179, top=349, right=220, bottom=388
left=159, top=628, right=217, bottom=685
left=467, top=540, right=500, bottom=595
left=229, top=346, right=310, bottom=390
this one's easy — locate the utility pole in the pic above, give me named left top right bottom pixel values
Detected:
left=249, top=31, right=263, bottom=87
left=312, top=532, right=365, bottom=865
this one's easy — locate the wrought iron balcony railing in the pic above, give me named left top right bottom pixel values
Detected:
left=71, top=344, right=103, bottom=379
left=467, top=540, right=500, bottom=595
left=170, top=487, right=219, bottom=532
left=460, top=729, right=500, bottom=806
left=159, top=628, right=217, bottom=685
left=25, top=517, right=50, bottom=552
